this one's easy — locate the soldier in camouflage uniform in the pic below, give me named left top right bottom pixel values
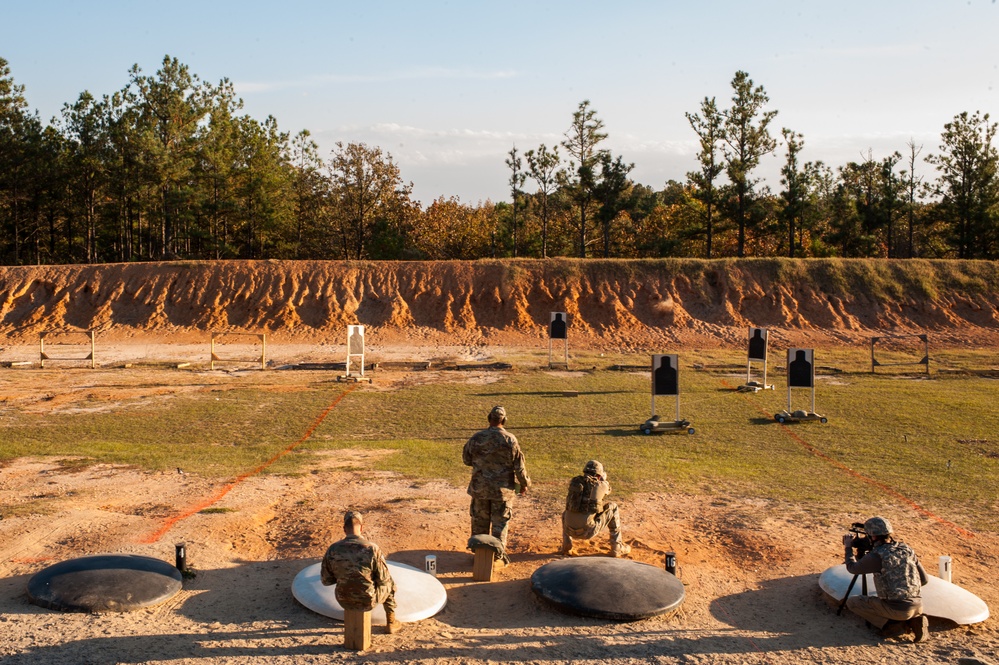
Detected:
left=321, top=511, right=400, bottom=634
left=462, top=405, right=531, bottom=548
left=843, top=516, right=929, bottom=642
left=561, top=460, right=630, bottom=557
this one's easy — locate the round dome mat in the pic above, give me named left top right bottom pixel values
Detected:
left=531, top=556, right=684, bottom=621
left=293, top=560, right=447, bottom=625
left=27, top=554, right=183, bottom=612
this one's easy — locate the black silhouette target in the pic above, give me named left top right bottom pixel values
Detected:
left=652, top=355, right=679, bottom=396
left=748, top=327, right=768, bottom=362
left=787, top=348, right=814, bottom=388
left=549, top=312, right=568, bottom=340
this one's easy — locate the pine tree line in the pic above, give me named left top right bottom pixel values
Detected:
left=1, top=58, right=997, bottom=264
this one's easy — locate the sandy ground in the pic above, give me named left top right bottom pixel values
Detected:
left=0, top=341, right=996, bottom=665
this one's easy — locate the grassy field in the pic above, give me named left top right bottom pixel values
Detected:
left=2, top=347, right=997, bottom=531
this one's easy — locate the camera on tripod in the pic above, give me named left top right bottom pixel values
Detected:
left=847, top=521, right=872, bottom=558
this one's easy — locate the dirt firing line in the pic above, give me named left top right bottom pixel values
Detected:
left=139, top=384, right=358, bottom=544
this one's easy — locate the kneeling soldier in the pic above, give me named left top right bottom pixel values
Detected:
left=561, top=460, right=630, bottom=557
left=843, top=516, right=929, bottom=642
left=322, top=511, right=400, bottom=634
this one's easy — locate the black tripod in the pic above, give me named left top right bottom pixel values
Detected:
left=837, top=572, right=869, bottom=615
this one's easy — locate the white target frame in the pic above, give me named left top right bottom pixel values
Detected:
left=548, top=312, right=569, bottom=368
left=345, top=325, right=366, bottom=377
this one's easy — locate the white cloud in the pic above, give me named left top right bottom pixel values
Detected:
left=236, top=67, right=518, bottom=94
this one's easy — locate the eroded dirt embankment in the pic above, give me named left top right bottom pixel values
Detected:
left=1, top=258, right=998, bottom=348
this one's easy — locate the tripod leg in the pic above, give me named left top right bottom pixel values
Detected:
left=837, top=574, right=860, bottom=616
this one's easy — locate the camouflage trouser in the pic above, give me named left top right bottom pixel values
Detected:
left=337, top=579, right=397, bottom=614
left=374, top=579, right=397, bottom=614
left=470, top=497, right=512, bottom=547
left=562, top=502, right=623, bottom=551
left=845, top=595, right=920, bottom=629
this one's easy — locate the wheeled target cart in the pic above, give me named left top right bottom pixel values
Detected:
left=640, top=354, right=695, bottom=436
left=641, top=415, right=695, bottom=435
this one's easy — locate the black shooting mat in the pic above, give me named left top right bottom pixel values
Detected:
left=27, top=554, right=183, bottom=612
left=531, top=556, right=685, bottom=621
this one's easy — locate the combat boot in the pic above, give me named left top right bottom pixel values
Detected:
left=907, top=614, right=929, bottom=642
left=385, top=610, right=400, bottom=634
left=610, top=541, right=631, bottom=557
left=878, top=620, right=907, bottom=639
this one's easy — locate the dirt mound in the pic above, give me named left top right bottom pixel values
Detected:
left=2, top=258, right=998, bottom=348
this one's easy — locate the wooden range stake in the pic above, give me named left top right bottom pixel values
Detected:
left=472, top=548, right=495, bottom=582
left=343, top=609, right=371, bottom=650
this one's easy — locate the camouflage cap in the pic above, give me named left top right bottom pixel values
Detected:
left=489, top=405, right=507, bottom=422
left=583, top=460, right=604, bottom=477
left=864, top=516, right=893, bottom=537
left=343, top=510, right=364, bottom=527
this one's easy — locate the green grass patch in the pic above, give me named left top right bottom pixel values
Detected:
left=304, top=350, right=999, bottom=531
left=3, top=349, right=998, bottom=532
left=0, top=384, right=337, bottom=477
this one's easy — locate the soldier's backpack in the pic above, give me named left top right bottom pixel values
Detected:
left=567, top=474, right=601, bottom=514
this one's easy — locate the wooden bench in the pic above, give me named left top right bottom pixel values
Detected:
left=343, top=609, right=371, bottom=650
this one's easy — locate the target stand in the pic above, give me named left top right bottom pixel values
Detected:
left=640, top=354, right=694, bottom=435
left=775, top=348, right=827, bottom=424
left=547, top=312, right=569, bottom=369
left=738, top=327, right=773, bottom=392
left=337, top=325, right=372, bottom=384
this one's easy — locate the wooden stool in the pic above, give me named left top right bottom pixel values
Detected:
left=343, top=609, right=371, bottom=651
left=472, top=547, right=495, bottom=581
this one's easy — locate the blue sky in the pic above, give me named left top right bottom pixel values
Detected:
left=4, top=1, right=998, bottom=205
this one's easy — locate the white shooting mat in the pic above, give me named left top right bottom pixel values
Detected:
left=819, top=564, right=989, bottom=625
left=292, top=560, right=447, bottom=625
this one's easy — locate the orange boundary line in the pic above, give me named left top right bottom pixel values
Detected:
left=139, top=384, right=357, bottom=544
left=723, top=380, right=975, bottom=540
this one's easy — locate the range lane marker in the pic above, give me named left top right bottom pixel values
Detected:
left=139, top=384, right=357, bottom=544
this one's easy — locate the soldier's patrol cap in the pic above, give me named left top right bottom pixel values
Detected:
left=489, top=405, right=507, bottom=421
left=344, top=510, right=363, bottom=526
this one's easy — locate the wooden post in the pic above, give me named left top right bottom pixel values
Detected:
left=472, top=547, right=494, bottom=582
left=343, top=609, right=371, bottom=651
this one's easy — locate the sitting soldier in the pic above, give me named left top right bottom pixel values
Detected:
left=321, top=510, right=400, bottom=634
left=561, top=460, right=630, bottom=557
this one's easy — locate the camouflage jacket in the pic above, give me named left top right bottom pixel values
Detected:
left=871, top=540, right=923, bottom=602
left=564, top=473, right=610, bottom=530
left=320, top=534, right=394, bottom=611
left=462, top=425, right=530, bottom=500
left=565, top=474, right=610, bottom=514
